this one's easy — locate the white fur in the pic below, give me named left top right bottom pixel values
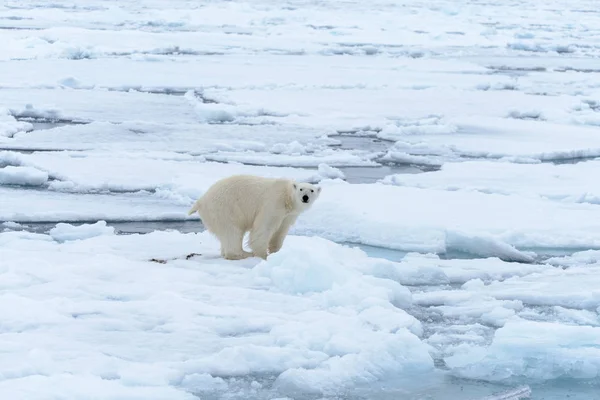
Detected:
left=188, top=175, right=321, bottom=260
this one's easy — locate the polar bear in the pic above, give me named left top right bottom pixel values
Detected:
left=188, top=175, right=321, bottom=260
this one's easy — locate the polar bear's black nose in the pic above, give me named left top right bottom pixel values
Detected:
left=302, top=195, right=309, bottom=203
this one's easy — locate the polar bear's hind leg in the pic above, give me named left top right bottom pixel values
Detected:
left=218, top=226, right=253, bottom=260
left=199, top=209, right=251, bottom=260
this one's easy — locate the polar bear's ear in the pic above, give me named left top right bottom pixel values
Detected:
left=293, top=183, right=297, bottom=189
left=317, top=186, right=322, bottom=192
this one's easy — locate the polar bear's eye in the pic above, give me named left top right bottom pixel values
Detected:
left=300, top=188, right=303, bottom=191
left=311, top=189, right=314, bottom=193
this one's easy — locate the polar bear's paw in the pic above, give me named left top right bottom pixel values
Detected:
left=222, top=250, right=254, bottom=261
left=253, top=252, right=268, bottom=260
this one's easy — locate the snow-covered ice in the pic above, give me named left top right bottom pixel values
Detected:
left=295, top=180, right=600, bottom=255
left=0, top=150, right=323, bottom=194
left=384, top=159, right=600, bottom=204
left=0, top=107, right=31, bottom=138
left=446, top=318, right=600, bottom=382
left=0, top=165, right=48, bottom=186
left=49, top=220, right=115, bottom=242
left=2, top=0, right=600, bottom=398
left=380, top=117, right=600, bottom=163
left=0, top=229, right=433, bottom=398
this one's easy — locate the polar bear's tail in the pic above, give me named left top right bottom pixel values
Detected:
left=187, top=200, right=201, bottom=216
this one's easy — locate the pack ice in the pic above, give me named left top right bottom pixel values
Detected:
left=1, top=0, right=600, bottom=399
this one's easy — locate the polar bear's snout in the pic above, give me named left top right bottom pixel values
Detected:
left=302, top=195, right=309, bottom=203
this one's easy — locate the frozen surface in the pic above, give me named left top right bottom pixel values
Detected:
left=2, top=0, right=600, bottom=398
left=0, top=187, right=186, bottom=222
left=2, top=226, right=599, bottom=398
left=294, top=180, right=600, bottom=255
left=384, top=160, right=600, bottom=204
left=461, top=260, right=600, bottom=310
left=379, top=117, right=600, bottom=163
left=446, top=319, right=600, bottom=382
left=0, top=165, right=48, bottom=186
left=1, top=150, right=323, bottom=194
left=0, top=108, right=31, bottom=138
left=0, top=122, right=331, bottom=155
left=49, top=220, right=115, bottom=242
left=5, top=177, right=600, bottom=258
left=0, top=229, right=433, bottom=398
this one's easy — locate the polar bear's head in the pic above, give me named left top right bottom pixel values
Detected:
left=291, top=182, right=321, bottom=210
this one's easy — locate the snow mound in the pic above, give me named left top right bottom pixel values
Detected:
left=317, top=163, right=345, bottom=180
left=60, top=46, right=96, bottom=60
left=546, top=250, right=600, bottom=268
left=254, top=236, right=413, bottom=309
left=0, top=108, right=32, bottom=138
left=0, top=166, right=49, bottom=186
left=192, top=102, right=237, bottom=123
left=0, top=150, right=25, bottom=167
left=378, top=117, right=458, bottom=141
left=446, top=318, right=600, bottom=382
left=253, top=237, right=354, bottom=294
left=270, top=141, right=307, bottom=155
left=251, top=237, right=428, bottom=394
left=184, top=90, right=286, bottom=124
left=2, top=221, right=23, bottom=229
left=9, top=103, right=63, bottom=121
left=445, top=231, right=536, bottom=263
left=49, top=221, right=115, bottom=242
left=58, top=77, right=84, bottom=89
left=379, top=151, right=444, bottom=167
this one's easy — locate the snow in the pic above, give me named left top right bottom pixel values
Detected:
left=1, top=88, right=198, bottom=124
left=295, top=180, right=600, bottom=254
left=380, top=116, right=600, bottom=163
left=0, top=121, right=331, bottom=155
left=0, top=229, right=432, bottom=398
left=446, top=319, right=600, bottom=382
left=5, top=175, right=600, bottom=258
left=444, top=231, right=536, bottom=263
left=1, top=150, right=322, bottom=195
left=0, top=187, right=186, bottom=222
left=317, top=163, right=346, bottom=180
left=2, top=0, right=600, bottom=398
left=0, top=165, right=48, bottom=186
left=389, top=253, right=552, bottom=286
left=546, top=249, right=600, bottom=268
left=460, top=262, right=600, bottom=310
left=383, top=160, right=600, bottom=204
left=0, top=108, right=32, bottom=138
left=2, top=221, right=23, bottom=229
left=203, top=150, right=376, bottom=167
left=49, top=221, right=115, bottom=242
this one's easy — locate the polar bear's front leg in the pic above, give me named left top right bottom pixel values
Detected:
left=249, top=214, right=284, bottom=259
left=269, top=215, right=298, bottom=254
